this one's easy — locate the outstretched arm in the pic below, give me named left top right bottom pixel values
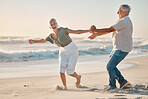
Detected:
left=67, top=29, right=89, bottom=34
left=91, top=25, right=115, bottom=35
left=88, top=25, right=116, bottom=39
left=29, top=39, right=47, bottom=44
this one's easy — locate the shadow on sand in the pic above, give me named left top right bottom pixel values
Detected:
left=57, top=84, right=148, bottom=96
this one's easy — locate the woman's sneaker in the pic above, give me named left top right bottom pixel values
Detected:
left=120, top=80, right=132, bottom=89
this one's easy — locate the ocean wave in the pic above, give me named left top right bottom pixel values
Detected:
left=0, top=40, right=29, bottom=44
left=0, top=47, right=112, bottom=62
left=0, top=36, right=112, bottom=44
left=0, top=43, right=148, bottom=63
left=132, top=43, right=148, bottom=54
left=75, top=38, right=112, bottom=43
left=0, top=37, right=148, bottom=63
left=79, top=47, right=112, bottom=56
left=0, top=36, right=42, bottom=44
left=0, top=50, right=59, bottom=62
left=140, top=40, right=148, bottom=46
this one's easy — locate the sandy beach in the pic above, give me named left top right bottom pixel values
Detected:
left=0, top=56, right=148, bottom=99
left=1, top=0, right=148, bottom=99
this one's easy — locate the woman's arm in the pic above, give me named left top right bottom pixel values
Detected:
left=29, top=39, right=48, bottom=44
left=67, top=29, right=89, bottom=34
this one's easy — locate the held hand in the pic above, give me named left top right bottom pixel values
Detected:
left=89, top=25, right=97, bottom=33
left=88, top=33, right=97, bottom=39
left=29, top=39, right=34, bottom=44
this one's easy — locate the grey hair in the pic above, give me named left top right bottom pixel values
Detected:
left=119, top=4, right=131, bottom=15
left=49, top=18, right=57, bottom=24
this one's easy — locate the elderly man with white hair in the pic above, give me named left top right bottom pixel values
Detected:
left=89, top=4, right=133, bottom=90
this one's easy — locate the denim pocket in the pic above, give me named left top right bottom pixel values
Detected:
left=114, top=50, right=121, bottom=57
left=114, top=50, right=129, bottom=58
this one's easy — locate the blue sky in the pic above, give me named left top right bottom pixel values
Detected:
left=0, top=0, right=148, bottom=39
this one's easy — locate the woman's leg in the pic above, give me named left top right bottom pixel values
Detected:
left=60, top=72, right=67, bottom=89
left=67, top=50, right=80, bottom=86
left=59, top=48, right=68, bottom=89
left=66, top=42, right=81, bottom=87
left=69, top=72, right=81, bottom=85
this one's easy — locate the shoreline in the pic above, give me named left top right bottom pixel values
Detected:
left=0, top=56, right=148, bottom=98
left=0, top=54, right=144, bottom=79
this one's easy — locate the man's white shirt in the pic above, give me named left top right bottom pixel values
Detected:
left=112, top=16, right=133, bottom=52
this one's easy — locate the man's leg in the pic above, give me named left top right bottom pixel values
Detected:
left=106, top=50, right=128, bottom=88
left=115, top=67, right=125, bottom=84
left=114, top=51, right=128, bottom=84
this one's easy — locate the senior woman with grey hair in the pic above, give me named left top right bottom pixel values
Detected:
left=29, top=18, right=89, bottom=90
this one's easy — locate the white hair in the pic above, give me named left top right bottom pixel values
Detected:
left=119, top=4, right=131, bottom=15
left=49, top=18, right=57, bottom=24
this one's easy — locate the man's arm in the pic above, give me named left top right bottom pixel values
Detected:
left=67, top=29, right=89, bottom=34
left=88, top=26, right=116, bottom=39
left=91, top=25, right=116, bottom=35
